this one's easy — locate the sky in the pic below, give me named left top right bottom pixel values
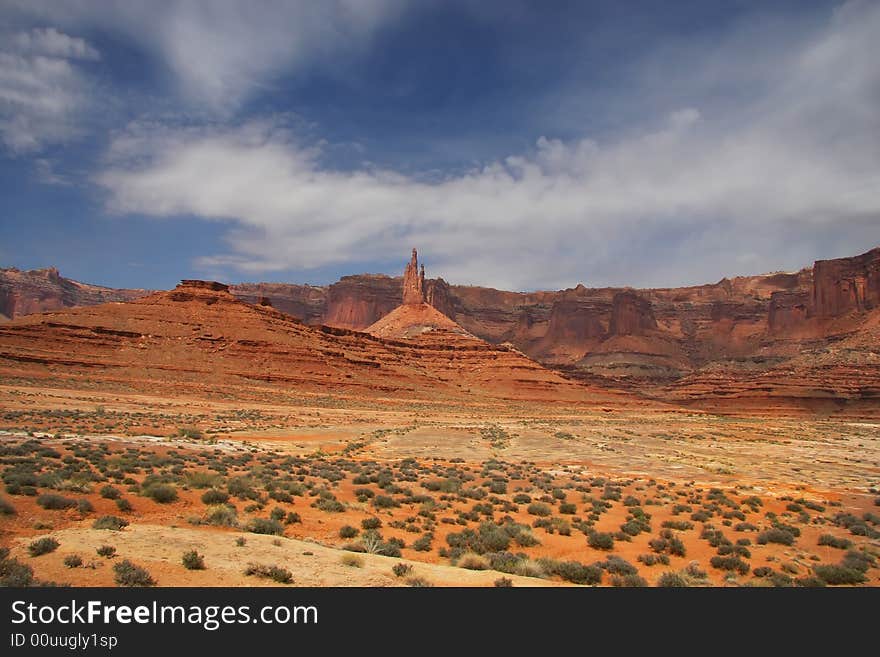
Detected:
left=0, top=0, right=878, bottom=292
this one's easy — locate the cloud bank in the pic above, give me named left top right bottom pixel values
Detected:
left=0, top=28, right=99, bottom=152
left=95, top=2, right=880, bottom=289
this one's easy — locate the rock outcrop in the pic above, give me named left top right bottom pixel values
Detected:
left=609, top=291, right=657, bottom=337
left=812, top=247, right=880, bottom=317
left=402, top=249, right=426, bottom=305
left=0, top=267, right=147, bottom=320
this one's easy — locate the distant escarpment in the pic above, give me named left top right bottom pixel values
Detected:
left=4, top=246, right=879, bottom=416
left=0, top=267, right=148, bottom=321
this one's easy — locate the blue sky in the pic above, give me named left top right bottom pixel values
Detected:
left=1, top=0, right=878, bottom=291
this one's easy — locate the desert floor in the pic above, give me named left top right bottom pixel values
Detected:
left=1, top=383, right=878, bottom=587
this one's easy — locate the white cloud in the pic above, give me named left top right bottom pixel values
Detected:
left=0, top=27, right=100, bottom=152
left=10, top=27, right=100, bottom=60
left=94, top=1, right=880, bottom=289
left=9, top=0, right=404, bottom=111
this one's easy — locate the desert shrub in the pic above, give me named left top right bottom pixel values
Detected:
left=227, top=477, right=259, bottom=500
left=246, top=518, right=284, bottom=535
left=752, top=566, right=774, bottom=578
left=612, top=574, right=648, bottom=587
left=638, top=553, right=670, bottom=567
left=361, top=517, right=382, bottom=530
left=62, top=554, right=83, bottom=568
left=527, top=502, right=552, bottom=517
left=204, top=505, right=238, bottom=527
left=96, top=545, right=116, bottom=558
left=795, top=576, right=826, bottom=587
left=813, top=564, right=866, bottom=585
left=709, top=555, right=750, bottom=575
left=513, top=493, right=532, bottom=504
left=494, top=576, right=514, bottom=587
left=182, top=550, right=205, bottom=570
left=0, top=555, right=34, bottom=586
left=28, top=537, right=59, bottom=557
left=244, top=563, right=293, bottom=584
left=115, top=498, right=133, bottom=512
left=623, top=496, right=641, bottom=507
left=36, top=493, right=77, bottom=510
left=601, top=555, right=638, bottom=576
left=142, top=483, right=177, bottom=504
left=541, top=558, right=602, bottom=585
left=201, top=489, right=229, bottom=505
left=459, top=552, right=490, bottom=570
left=662, top=520, right=693, bottom=531
left=559, top=502, right=577, bottom=515
left=406, top=576, right=433, bottom=587
left=656, top=572, right=689, bottom=587
left=0, top=496, right=15, bottom=515
left=818, top=534, right=852, bottom=550
left=339, top=525, right=359, bottom=539
left=734, top=522, right=758, bottom=532
left=587, top=531, right=614, bottom=551
left=77, top=499, right=93, bottom=514
left=93, top=515, right=129, bottom=531
left=285, top=512, right=301, bottom=525
left=841, top=550, right=873, bottom=573
left=341, top=554, right=363, bottom=568
left=691, top=510, right=710, bottom=522
left=372, top=495, right=398, bottom=509
left=235, top=537, right=246, bottom=547
left=114, top=560, right=155, bottom=586
left=757, top=528, right=795, bottom=546
left=100, top=485, right=121, bottom=500
left=412, top=534, right=433, bottom=552
left=392, top=563, right=413, bottom=578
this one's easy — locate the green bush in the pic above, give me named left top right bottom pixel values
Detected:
left=494, top=576, right=514, bottom=587
left=559, top=502, right=577, bottom=515
left=142, top=483, right=178, bottom=504
left=28, top=537, right=60, bottom=556
left=182, top=550, right=205, bottom=570
left=36, top=493, right=77, bottom=510
left=204, top=505, right=238, bottom=527
left=93, top=515, right=129, bottom=531
left=77, top=499, right=93, bottom=514
left=115, top=498, right=133, bottom=513
left=114, top=560, right=156, bottom=586
left=541, top=559, right=602, bottom=585
left=512, top=493, right=532, bottom=504
left=0, top=496, right=16, bottom=515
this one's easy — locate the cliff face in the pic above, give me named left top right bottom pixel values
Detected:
left=0, top=267, right=148, bottom=320
left=4, top=246, right=879, bottom=415
left=812, top=247, right=880, bottom=317
left=609, top=291, right=658, bottom=337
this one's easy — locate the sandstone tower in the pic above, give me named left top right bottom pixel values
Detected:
left=402, top=248, right=426, bottom=305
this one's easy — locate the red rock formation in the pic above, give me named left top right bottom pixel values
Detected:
left=768, top=290, right=810, bottom=332
left=402, top=249, right=426, bottom=305
left=812, top=247, right=880, bottom=317
left=229, top=282, right=326, bottom=323
left=425, top=277, right=455, bottom=318
left=0, top=267, right=147, bottom=320
left=322, top=275, right=401, bottom=329
left=0, top=278, right=629, bottom=407
left=609, top=291, right=657, bottom=336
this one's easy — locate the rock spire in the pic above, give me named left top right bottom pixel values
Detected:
left=402, top=248, right=426, bottom=305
